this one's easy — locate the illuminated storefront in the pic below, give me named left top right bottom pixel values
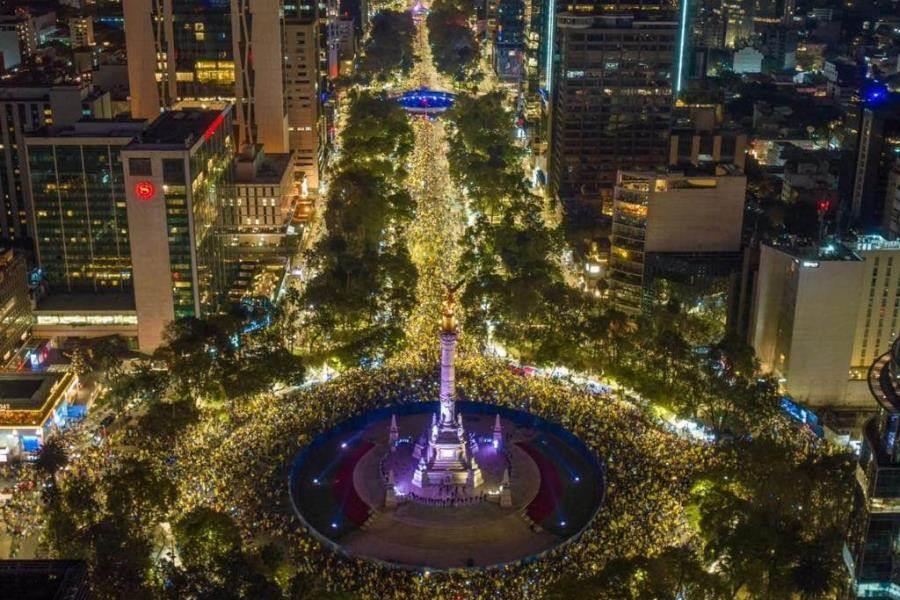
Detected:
left=0, top=371, right=80, bottom=460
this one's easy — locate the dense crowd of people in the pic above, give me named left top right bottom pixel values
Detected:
left=162, top=354, right=715, bottom=598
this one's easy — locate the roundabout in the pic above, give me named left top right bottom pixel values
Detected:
left=173, top=293, right=711, bottom=597
left=288, top=401, right=604, bottom=569
left=288, top=296, right=604, bottom=569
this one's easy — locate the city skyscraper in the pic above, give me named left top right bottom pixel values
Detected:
left=123, top=0, right=289, bottom=154
left=850, top=92, right=900, bottom=230
left=26, top=121, right=147, bottom=294
left=0, top=80, right=112, bottom=244
left=122, top=108, right=234, bottom=351
left=547, top=2, right=678, bottom=218
left=284, top=0, right=326, bottom=192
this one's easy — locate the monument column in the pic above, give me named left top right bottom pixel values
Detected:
left=439, top=330, right=458, bottom=426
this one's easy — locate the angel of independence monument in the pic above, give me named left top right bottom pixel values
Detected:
left=288, top=286, right=606, bottom=568
left=383, top=289, right=513, bottom=507
left=411, top=292, right=484, bottom=492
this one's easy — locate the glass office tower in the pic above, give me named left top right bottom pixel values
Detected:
left=26, top=121, right=146, bottom=293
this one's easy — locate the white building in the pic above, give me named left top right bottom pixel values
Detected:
left=750, top=242, right=864, bottom=407
left=751, top=236, right=900, bottom=411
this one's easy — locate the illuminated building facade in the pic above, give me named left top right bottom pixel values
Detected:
left=33, top=293, right=138, bottom=345
left=25, top=121, right=147, bottom=295
left=122, top=108, right=234, bottom=351
left=0, top=82, right=112, bottom=244
left=224, top=145, right=294, bottom=233
left=123, top=0, right=289, bottom=154
left=0, top=371, right=79, bottom=459
left=0, top=249, right=31, bottom=364
left=548, top=7, right=677, bottom=216
left=284, top=0, right=325, bottom=192
left=847, top=337, right=900, bottom=598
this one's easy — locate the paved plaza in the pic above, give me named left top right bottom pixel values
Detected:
left=290, top=403, right=603, bottom=569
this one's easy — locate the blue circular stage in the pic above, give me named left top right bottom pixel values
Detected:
left=396, top=88, right=455, bottom=115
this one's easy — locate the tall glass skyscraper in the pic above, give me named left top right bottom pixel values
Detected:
left=25, top=121, right=146, bottom=294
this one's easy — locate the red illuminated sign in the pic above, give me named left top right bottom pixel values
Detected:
left=204, top=113, right=225, bottom=141
left=134, top=180, right=156, bottom=201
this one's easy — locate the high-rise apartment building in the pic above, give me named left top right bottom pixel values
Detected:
left=0, top=80, right=112, bottom=244
left=122, top=108, right=234, bottom=351
left=0, top=14, right=36, bottom=70
left=609, top=167, right=746, bottom=313
left=123, top=0, right=289, bottom=154
left=284, top=0, right=325, bottom=192
left=25, top=120, right=147, bottom=295
left=68, top=16, right=95, bottom=49
left=548, top=8, right=677, bottom=216
left=850, top=93, right=900, bottom=230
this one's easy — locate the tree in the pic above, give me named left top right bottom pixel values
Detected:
left=104, top=457, right=176, bottom=528
left=427, top=0, right=479, bottom=82
left=33, top=436, right=68, bottom=483
left=547, top=547, right=722, bottom=600
left=173, top=507, right=243, bottom=571
left=447, top=92, right=529, bottom=217
left=458, top=198, right=587, bottom=365
left=689, top=437, right=854, bottom=599
left=357, top=10, right=416, bottom=81
left=100, top=360, right=167, bottom=413
left=88, top=518, right=156, bottom=600
left=296, top=90, right=417, bottom=367
left=339, top=91, right=414, bottom=179
left=67, top=347, right=91, bottom=378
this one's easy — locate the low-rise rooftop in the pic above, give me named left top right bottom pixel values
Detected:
left=0, top=371, right=75, bottom=428
left=126, top=108, right=228, bottom=150
left=767, top=239, right=862, bottom=262
left=27, top=119, right=147, bottom=140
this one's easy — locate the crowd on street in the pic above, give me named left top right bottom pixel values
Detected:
left=166, top=355, right=715, bottom=599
